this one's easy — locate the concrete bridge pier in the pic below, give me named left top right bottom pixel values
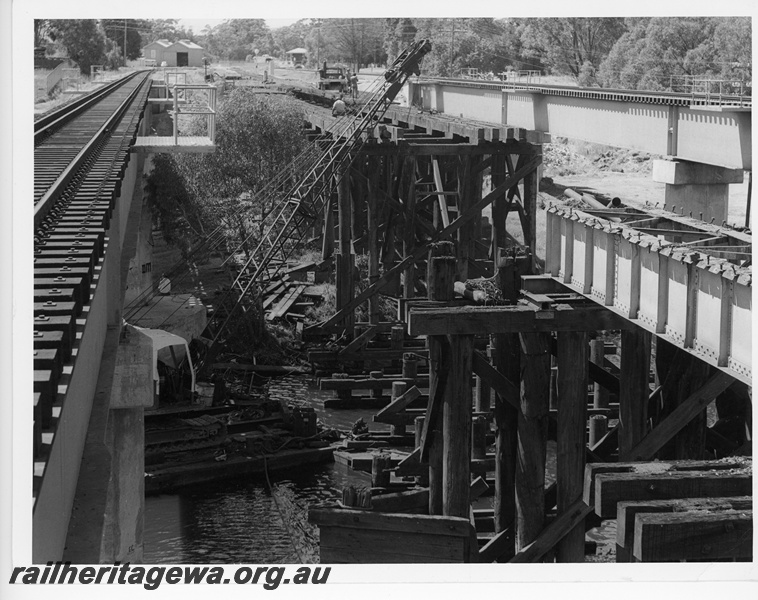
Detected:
left=653, top=159, right=744, bottom=224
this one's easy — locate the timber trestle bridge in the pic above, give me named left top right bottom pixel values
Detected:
left=28, top=48, right=752, bottom=564
left=288, top=73, right=753, bottom=564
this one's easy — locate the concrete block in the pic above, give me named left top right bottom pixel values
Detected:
left=663, top=184, right=729, bottom=223
left=652, top=160, right=743, bottom=185
left=110, top=325, right=155, bottom=409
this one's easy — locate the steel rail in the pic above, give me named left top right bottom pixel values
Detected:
left=34, top=72, right=150, bottom=229
left=34, top=70, right=148, bottom=144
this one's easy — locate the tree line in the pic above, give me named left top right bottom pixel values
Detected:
left=36, top=17, right=750, bottom=92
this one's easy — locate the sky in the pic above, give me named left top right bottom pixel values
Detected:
left=179, top=18, right=299, bottom=33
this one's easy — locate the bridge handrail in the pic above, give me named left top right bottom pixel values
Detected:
left=414, top=76, right=751, bottom=108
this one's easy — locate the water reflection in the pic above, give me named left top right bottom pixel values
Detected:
left=144, top=375, right=375, bottom=564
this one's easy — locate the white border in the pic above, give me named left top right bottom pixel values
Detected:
left=3, top=1, right=757, bottom=598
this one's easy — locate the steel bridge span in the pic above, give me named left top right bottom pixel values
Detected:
left=407, top=78, right=751, bottom=224
left=408, top=78, right=751, bottom=171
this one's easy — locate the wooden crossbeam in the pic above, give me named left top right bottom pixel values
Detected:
left=508, top=499, right=594, bottom=563
left=472, top=350, right=519, bottom=411
left=312, top=155, right=542, bottom=331
left=395, top=447, right=423, bottom=475
left=583, top=458, right=751, bottom=513
left=357, top=141, right=543, bottom=156
left=374, top=386, right=422, bottom=420
left=308, top=348, right=428, bottom=362
left=338, top=325, right=378, bottom=356
left=478, top=483, right=559, bottom=563
left=633, top=510, right=753, bottom=562
left=478, top=526, right=515, bottom=564
left=593, top=468, right=752, bottom=518
left=375, top=409, right=426, bottom=427
left=549, top=336, right=620, bottom=394
left=470, top=476, right=490, bottom=502
left=588, top=423, right=619, bottom=461
left=432, top=158, right=451, bottom=227
left=350, top=167, right=404, bottom=213
left=309, top=507, right=472, bottom=537
left=319, top=377, right=419, bottom=391
left=615, top=496, right=752, bottom=562
left=628, top=371, right=734, bottom=461
left=408, top=304, right=632, bottom=336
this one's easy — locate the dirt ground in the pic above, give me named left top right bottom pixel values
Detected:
left=541, top=138, right=750, bottom=229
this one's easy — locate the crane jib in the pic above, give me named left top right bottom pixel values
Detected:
left=199, top=40, right=433, bottom=363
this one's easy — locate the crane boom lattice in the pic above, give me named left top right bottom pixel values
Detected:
left=206, top=39, right=432, bottom=350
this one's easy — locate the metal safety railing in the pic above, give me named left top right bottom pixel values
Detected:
left=169, top=84, right=218, bottom=144
left=682, top=77, right=752, bottom=107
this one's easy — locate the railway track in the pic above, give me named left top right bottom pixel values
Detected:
left=33, top=70, right=152, bottom=467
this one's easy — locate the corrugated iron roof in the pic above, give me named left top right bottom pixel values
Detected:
left=174, top=39, right=204, bottom=50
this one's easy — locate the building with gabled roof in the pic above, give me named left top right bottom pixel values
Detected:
left=142, top=39, right=206, bottom=67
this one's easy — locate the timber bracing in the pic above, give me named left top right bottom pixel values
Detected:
left=305, top=132, right=543, bottom=335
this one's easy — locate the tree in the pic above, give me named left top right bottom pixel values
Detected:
left=271, top=20, right=312, bottom=57
left=304, top=19, right=329, bottom=67
left=202, top=19, right=269, bottom=60
left=46, top=19, right=108, bottom=74
left=149, top=89, right=309, bottom=260
left=102, top=19, right=143, bottom=61
left=142, top=19, right=180, bottom=44
left=516, top=17, right=626, bottom=82
left=34, top=19, right=52, bottom=49
left=597, top=17, right=751, bottom=92
left=321, top=19, right=386, bottom=71
left=383, top=18, right=417, bottom=65
left=412, top=18, right=521, bottom=77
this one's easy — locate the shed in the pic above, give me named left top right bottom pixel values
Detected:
left=141, top=39, right=172, bottom=65
left=142, top=39, right=206, bottom=68
left=285, top=47, right=307, bottom=66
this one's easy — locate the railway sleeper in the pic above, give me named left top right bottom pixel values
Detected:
left=34, top=266, right=92, bottom=292
left=34, top=248, right=97, bottom=270
left=33, top=369, right=58, bottom=431
left=39, top=232, right=105, bottom=257
left=34, top=276, right=87, bottom=308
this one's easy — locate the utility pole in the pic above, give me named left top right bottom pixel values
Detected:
left=450, top=22, right=455, bottom=77
left=124, top=19, right=127, bottom=67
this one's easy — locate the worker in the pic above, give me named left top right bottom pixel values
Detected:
left=350, top=71, right=359, bottom=98
left=332, top=94, right=346, bottom=117
left=377, top=124, right=391, bottom=143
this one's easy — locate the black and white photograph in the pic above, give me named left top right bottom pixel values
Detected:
left=1, top=1, right=756, bottom=597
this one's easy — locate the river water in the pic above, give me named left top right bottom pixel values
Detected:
left=143, top=375, right=388, bottom=564
left=143, top=374, right=612, bottom=563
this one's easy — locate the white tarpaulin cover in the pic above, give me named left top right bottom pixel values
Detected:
left=133, top=326, right=195, bottom=394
